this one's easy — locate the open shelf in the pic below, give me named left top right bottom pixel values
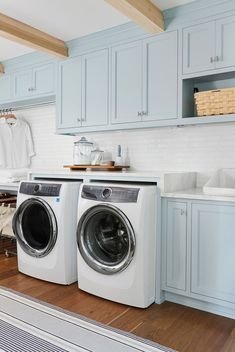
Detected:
left=182, top=71, right=235, bottom=121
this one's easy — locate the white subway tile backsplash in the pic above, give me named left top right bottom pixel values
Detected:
left=18, top=105, right=235, bottom=177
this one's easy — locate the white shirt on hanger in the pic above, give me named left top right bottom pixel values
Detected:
left=0, top=118, right=35, bottom=168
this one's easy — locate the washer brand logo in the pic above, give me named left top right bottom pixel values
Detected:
left=56, top=198, right=60, bottom=203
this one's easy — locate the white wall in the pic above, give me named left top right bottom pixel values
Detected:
left=20, top=105, right=235, bottom=181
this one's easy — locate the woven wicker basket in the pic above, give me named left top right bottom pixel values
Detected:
left=194, top=88, right=235, bottom=117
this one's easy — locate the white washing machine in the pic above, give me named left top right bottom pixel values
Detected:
left=13, top=180, right=81, bottom=285
left=76, top=182, right=157, bottom=308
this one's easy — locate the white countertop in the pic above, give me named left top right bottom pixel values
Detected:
left=162, top=188, right=235, bottom=203
left=0, top=182, right=19, bottom=193
left=1, top=168, right=235, bottom=203
left=28, top=168, right=164, bottom=180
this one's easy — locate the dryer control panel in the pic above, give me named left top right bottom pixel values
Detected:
left=19, top=182, right=61, bottom=197
left=82, top=185, right=139, bottom=203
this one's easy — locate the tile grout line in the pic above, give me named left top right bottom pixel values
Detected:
left=107, top=307, right=131, bottom=325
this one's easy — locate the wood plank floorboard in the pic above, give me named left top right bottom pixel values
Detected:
left=0, top=254, right=234, bottom=352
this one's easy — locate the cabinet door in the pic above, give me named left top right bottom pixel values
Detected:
left=57, top=57, right=82, bottom=129
left=111, top=41, right=142, bottom=124
left=183, top=21, right=215, bottom=74
left=192, top=203, right=235, bottom=303
left=82, top=50, right=108, bottom=127
left=143, top=31, right=178, bottom=121
left=32, top=63, right=55, bottom=96
left=0, top=74, right=12, bottom=103
left=165, top=201, right=187, bottom=292
left=14, top=69, right=32, bottom=99
left=216, top=15, right=235, bottom=69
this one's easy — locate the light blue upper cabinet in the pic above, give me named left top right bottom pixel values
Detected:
left=216, top=15, right=235, bottom=69
left=57, top=57, right=82, bottom=129
left=183, top=21, right=215, bottom=75
left=183, top=16, right=235, bottom=75
left=142, top=31, right=178, bottom=120
left=13, top=62, right=55, bottom=100
left=57, top=49, right=109, bottom=131
left=32, top=63, right=55, bottom=96
left=111, top=41, right=142, bottom=124
left=191, top=203, right=235, bottom=303
left=81, top=50, right=109, bottom=127
left=162, top=200, right=187, bottom=292
left=14, top=69, right=32, bottom=99
left=0, top=74, right=12, bottom=103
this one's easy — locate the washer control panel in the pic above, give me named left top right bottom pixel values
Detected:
left=82, top=185, right=139, bottom=203
left=20, top=182, right=61, bottom=197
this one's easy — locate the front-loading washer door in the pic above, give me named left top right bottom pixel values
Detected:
left=13, top=198, right=57, bottom=258
left=77, top=204, right=136, bottom=275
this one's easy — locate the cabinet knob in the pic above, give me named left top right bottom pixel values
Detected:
left=137, top=112, right=142, bottom=116
left=215, top=56, right=220, bottom=62
left=210, top=57, right=214, bottom=63
left=181, top=209, right=186, bottom=216
left=77, top=118, right=81, bottom=122
left=142, top=111, right=148, bottom=116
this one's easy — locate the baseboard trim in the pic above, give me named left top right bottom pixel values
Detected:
left=164, top=292, right=235, bottom=320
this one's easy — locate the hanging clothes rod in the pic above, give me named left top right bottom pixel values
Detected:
left=0, top=100, right=55, bottom=113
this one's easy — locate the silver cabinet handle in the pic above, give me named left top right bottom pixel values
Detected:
left=210, top=57, right=214, bottom=63
left=28, top=87, right=36, bottom=92
left=215, top=56, right=220, bottom=62
left=142, top=111, right=148, bottom=116
left=137, top=112, right=142, bottom=116
left=77, top=118, right=81, bottom=122
left=181, top=209, right=186, bottom=216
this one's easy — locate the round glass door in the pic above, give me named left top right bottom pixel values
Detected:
left=13, top=198, right=57, bottom=258
left=77, top=204, right=135, bottom=274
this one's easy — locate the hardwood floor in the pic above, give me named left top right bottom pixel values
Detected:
left=0, top=254, right=234, bottom=352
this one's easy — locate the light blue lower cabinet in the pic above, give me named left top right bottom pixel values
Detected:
left=162, top=200, right=187, bottom=292
left=162, top=198, right=235, bottom=318
left=191, top=203, right=235, bottom=303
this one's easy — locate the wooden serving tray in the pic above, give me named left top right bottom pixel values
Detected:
left=64, top=165, right=130, bottom=172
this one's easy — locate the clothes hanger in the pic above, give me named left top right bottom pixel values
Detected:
left=0, top=109, right=17, bottom=123
left=0, top=109, right=17, bottom=120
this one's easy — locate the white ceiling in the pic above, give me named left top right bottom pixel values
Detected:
left=0, top=0, right=196, bottom=61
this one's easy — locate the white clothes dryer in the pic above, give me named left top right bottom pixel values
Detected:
left=76, top=182, right=157, bottom=308
left=13, top=180, right=81, bottom=285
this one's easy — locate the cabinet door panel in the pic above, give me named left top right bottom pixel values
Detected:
left=111, top=41, right=142, bottom=124
left=165, top=201, right=187, bottom=291
left=192, top=203, right=235, bottom=303
left=58, top=58, right=82, bottom=129
left=82, top=50, right=108, bottom=127
left=33, top=63, right=55, bottom=96
left=183, top=21, right=215, bottom=74
left=216, top=15, right=235, bottom=69
left=0, top=74, right=11, bottom=102
left=14, top=69, right=32, bottom=99
left=143, top=31, right=178, bottom=121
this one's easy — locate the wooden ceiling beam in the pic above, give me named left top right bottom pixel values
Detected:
left=0, top=12, right=68, bottom=59
left=0, top=63, right=4, bottom=74
left=105, top=0, right=164, bottom=34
